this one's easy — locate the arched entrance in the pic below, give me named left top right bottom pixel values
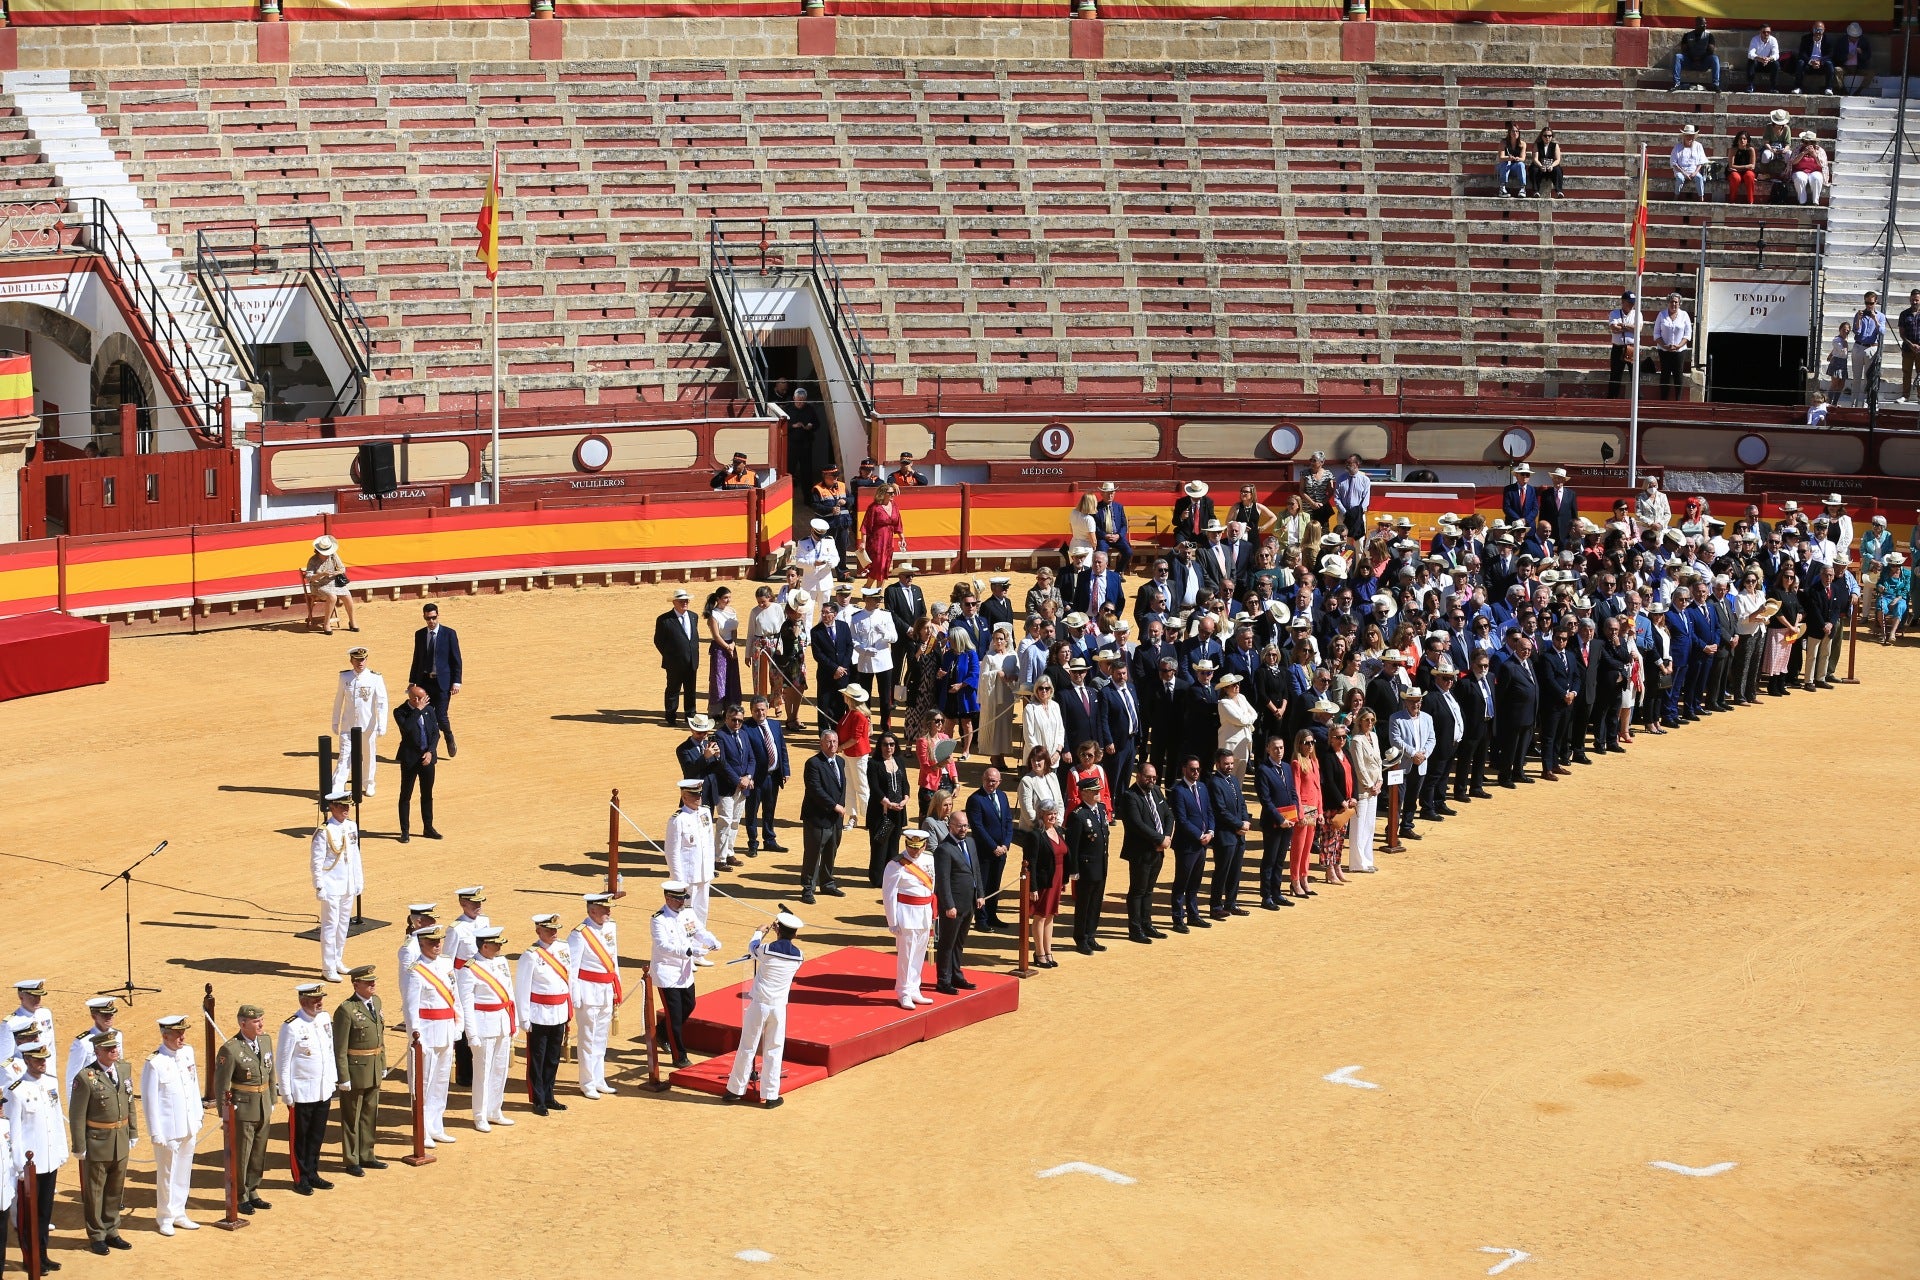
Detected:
left=90, top=354, right=153, bottom=457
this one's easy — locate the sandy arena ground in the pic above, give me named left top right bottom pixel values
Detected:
left=1, top=576, right=1915, bottom=1279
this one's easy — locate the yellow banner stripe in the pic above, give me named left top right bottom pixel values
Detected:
left=0, top=560, right=59, bottom=606
left=66, top=550, right=193, bottom=598
left=343, top=512, right=743, bottom=571
left=194, top=537, right=328, bottom=588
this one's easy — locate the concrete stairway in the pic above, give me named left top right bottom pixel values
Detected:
left=1819, top=88, right=1918, bottom=372
left=0, top=68, right=257, bottom=438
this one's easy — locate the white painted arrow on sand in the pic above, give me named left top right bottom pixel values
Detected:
left=1648, top=1160, right=1738, bottom=1177
left=1323, top=1065, right=1381, bottom=1090
left=1037, top=1161, right=1137, bottom=1185
left=1478, top=1246, right=1532, bottom=1275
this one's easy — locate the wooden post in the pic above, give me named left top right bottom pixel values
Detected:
left=607, top=788, right=621, bottom=894
left=200, top=983, right=217, bottom=1107
left=1841, top=596, right=1860, bottom=683
left=401, top=1033, right=435, bottom=1166
left=1383, top=776, right=1404, bottom=854
left=20, top=1151, right=40, bottom=1280
left=213, top=1098, right=247, bottom=1230
left=1013, top=858, right=1035, bottom=978
left=642, top=964, right=668, bottom=1092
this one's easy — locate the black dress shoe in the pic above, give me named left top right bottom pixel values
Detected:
left=1090, top=940, right=1107, bottom=951
left=249, top=1197, right=272, bottom=1211
left=1229, top=906, right=1249, bottom=916
left=762, top=1096, right=785, bottom=1109
left=294, top=1182, right=314, bottom=1197
left=1260, top=899, right=1280, bottom=910
left=1436, top=805, right=1459, bottom=817
left=364, top=1158, right=390, bottom=1170
left=1146, top=927, right=1167, bottom=938
left=671, top=1058, right=691, bottom=1070
left=936, top=984, right=958, bottom=995
left=41, top=1259, right=62, bottom=1271
left=822, top=883, right=845, bottom=897
left=721, top=1090, right=744, bottom=1105
left=1075, top=941, right=1095, bottom=955
left=91, top=1241, right=112, bottom=1255
left=799, top=891, right=816, bottom=905
left=1129, top=930, right=1151, bottom=943
left=532, top=1105, right=549, bottom=1117
left=446, top=742, right=457, bottom=758
left=237, top=1202, right=254, bottom=1217
left=954, top=978, right=977, bottom=989
left=310, top=1175, right=334, bottom=1190
left=1275, top=895, right=1295, bottom=906
left=1210, top=909, right=1230, bottom=920
left=1189, top=915, right=1211, bottom=928
left=344, top=1164, right=365, bottom=1177
left=105, top=1236, right=131, bottom=1251
left=548, top=1100, right=569, bottom=1111
left=764, top=840, right=788, bottom=853
left=398, top=833, right=410, bottom=844
left=1471, top=789, right=1494, bottom=799
left=424, top=829, right=442, bottom=840
left=1499, top=780, right=1517, bottom=789
left=1169, top=921, right=1189, bottom=934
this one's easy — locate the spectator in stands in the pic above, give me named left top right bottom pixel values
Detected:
left=1834, top=23, right=1872, bottom=94
left=1067, top=492, right=1100, bottom=561
left=1789, top=131, right=1830, bottom=204
left=1726, top=131, right=1758, bottom=203
left=712, top=450, right=757, bottom=491
left=1759, top=109, right=1795, bottom=187
left=785, top=386, right=827, bottom=495
left=1852, top=291, right=1886, bottom=406
left=1671, top=17, right=1721, bottom=92
left=1794, top=23, right=1837, bottom=95
left=1637, top=475, right=1671, bottom=531
left=1826, top=322, right=1853, bottom=404
left=1335, top=457, right=1372, bottom=539
left=304, top=533, right=359, bottom=632
left=1607, top=290, right=1641, bottom=399
left=890, top=451, right=927, bottom=487
left=1299, top=453, right=1337, bottom=526
left=1876, top=553, right=1910, bottom=643
left=1807, top=390, right=1830, bottom=426
left=1494, top=122, right=1529, bottom=197
left=1900, top=289, right=1920, bottom=403
left=1670, top=125, right=1709, bottom=200
left=1227, top=484, right=1277, bottom=542
left=851, top=456, right=882, bottom=503
left=1172, top=480, right=1215, bottom=544
left=1093, top=482, right=1133, bottom=573
left=1745, top=25, right=1782, bottom=93
left=1529, top=126, right=1564, bottom=198
left=1654, top=294, right=1694, bottom=401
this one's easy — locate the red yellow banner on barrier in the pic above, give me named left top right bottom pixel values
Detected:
left=760, top=476, right=795, bottom=561
left=875, top=487, right=962, bottom=561
left=0, top=541, right=61, bottom=620
left=63, top=531, right=196, bottom=614
left=282, top=0, right=524, bottom=16
left=6, top=0, right=252, bottom=22
left=1375, top=0, right=1612, bottom=22
left=1098, top=0, right=1340, bottom=17
left=192, top=519, right=330, bottom=603
left=1642, top=0, right=1885, bottom=26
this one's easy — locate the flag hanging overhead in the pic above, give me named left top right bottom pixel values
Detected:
left=475, top=151, right=500, bottom=281
left=1629, top=145, right=1648, bottom=276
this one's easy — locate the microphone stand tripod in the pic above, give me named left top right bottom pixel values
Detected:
left=98, top=840, right=167, bottom=1004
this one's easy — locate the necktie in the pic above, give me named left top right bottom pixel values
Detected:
left=428, top=628, right=438, bottom=679
left=1080, top=688, right=1090, bottom=714
left=762, top=722, right=775, bottom=758
left=1148, top=789, right=1164, bottom=833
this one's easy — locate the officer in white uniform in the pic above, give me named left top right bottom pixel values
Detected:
left=142, top=1014, right=204, bottom=1234
left=851, top=585, right=898, bottom=710
left=330, top=645, right=391, bottom=797
left=566, top=893, right=621, bottom=1099
left=723, top=911, right=805, bottom=1108
left=401, top=925, right=462, bottom=1146
left=4, top=1041, right=68, bottom=1266
left=394, top=903, right=438, bottom=1017
left=0, top=1015, right=39, bottom=1087
left=64, top=998, right=119, bottom=1093
left=275, top=984, right=337, bottom=1197
left=794, top=518, right=840, bottom=601
left=443, top=887, right=489, bottom=1088
left=512, top=914, right=572, bottom=1117
left=0, top=1080, right=14, bottom=1263
left=457, top=927, right=516, bottom=1132
left=3, top=979, right=55, bottom=1060
left=310, top=793, right=364, bottom=983
left=649, top=881, right=719, bottom=1068
left=665, top=779, right=717, bottom=936
left=883, top=830, right=937, bottom=1009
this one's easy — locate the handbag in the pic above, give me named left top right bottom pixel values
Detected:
left=332, top=573, right=349, bottom=588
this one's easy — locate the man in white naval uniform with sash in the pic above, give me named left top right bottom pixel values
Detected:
left=330, top=645, right=391, bottom=796
left=275, top=985, right=336, bottom=1198
left=141, top=1014, right=204, bottom=1234
left=443, top=887, right=489, bottom=1088
left=567, top=893, right=622, bottom=1099
left=883, top=830, right=937, bottom=1009
left=310, top=794, right=364, bottom=983
left=722, top=911, right=805, bottom=1109
left=401, top=926, right=462, bottom=1146
left=665, top=779, right=718, bottom=938
left=513, top=913, right=572, bottom=1117
left=458, top=927, right=516, bottom=1132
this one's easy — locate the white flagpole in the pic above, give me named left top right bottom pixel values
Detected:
left=1627, top=142, right=1645, bottom=490
left=489, top=147, right=502, bottom=505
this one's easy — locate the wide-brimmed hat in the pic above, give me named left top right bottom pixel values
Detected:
left=1184, top=480, right=1208, bottom=498
left=1799, top=130, right=1819, bottom=142
left=1769, top=108, right=1791, bottom=125
left=313, top=534, right=337, bottom=554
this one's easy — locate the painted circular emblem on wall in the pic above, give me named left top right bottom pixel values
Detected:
left=575, top=435, right=613, bottom=473
left=1500, top=427, right=1535, bottom=460
left=1734, top=433, right=1770, bottom=468
left=1037, top=423, right=1075, bottom=460
left=1267, top=423, right=1302, bottom=458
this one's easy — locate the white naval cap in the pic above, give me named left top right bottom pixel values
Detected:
left=14, top=978, right=47, bottom=992
left=456, top=885, right=485, bottom=900
left=325, top=789, right=352, bottom=804
left=407, top=903, right=438, bottom=915
left=677, top=778, right=705, bottom=791
left=475, top=926, right=505, bottom=941
left=584, top=892, right=616, bottom=906
left=775, top=912, right=805, bottom=930
left=157, top=1015, right=189, bottom=1029
left=294, top=983, right=324, bottom=997
left=532, top=913, right=562, bottom=928
left=661, top=880, right=692, bottom=896
left=84, top=997, right=117, bottom=1012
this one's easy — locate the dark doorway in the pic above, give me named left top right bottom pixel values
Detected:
left=42, top=473, right=68, bottom=538
left=1707, top=333, right=1808, bottom=406
left=92, top=359, right=151, bottom=455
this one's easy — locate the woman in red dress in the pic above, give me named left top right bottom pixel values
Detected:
left=1286, top=729, right=1322, bottom=900
left=861, top=483, right=906, bottom=587
left=1024, top=799, right=1069, bottom=968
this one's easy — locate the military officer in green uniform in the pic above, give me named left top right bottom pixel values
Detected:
left=213, top=1004, right=277, bottom=1214
left=332, top=964, right=387, bottom=1175
left=67, top=1029, right=136, bottom=1256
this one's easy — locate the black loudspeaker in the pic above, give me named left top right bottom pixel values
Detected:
left=357, top=442, right=397, bottom=497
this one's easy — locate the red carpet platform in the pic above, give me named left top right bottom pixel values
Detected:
left=0, top=612, right=108, bottom=702
left=666, top=1053, right=830, bottom=1100
left=681, top=946, right=1018, bottom=1077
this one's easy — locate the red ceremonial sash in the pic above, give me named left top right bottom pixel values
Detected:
left=577, top=927, right=624, bottom=1003
left=466, top=963, right=517, bottom=1037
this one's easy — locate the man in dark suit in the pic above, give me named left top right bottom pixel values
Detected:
left=798, top=730, right=847, bottom=905
left=964, top=769, right=1014, bottom=933
left=1495, top=634, right=1540, bottom=788
left=1057, top=659, right=1106, bottom=758
left=1420, top=665, right=1460, bottom=819
left=1501, top=464, right=1539, bottom=528
left=1205, top=749, right=1251, bottom=920
left=392, top=683, right=442, bottom=842
left=1168, top=755, right=1214, bottom=933
left=652, top=588, right=701, bottom=727
left=1117, top=762, right=1172, bottom=943
left=1069, top=549, right=1125, bottom=619
left=745, top=695, right=790, bottom=854
left=883, top=564, right=926, bottom=674
left=1143, top=655, right=1190, bottom=778
left=674, top=713, right=726, bottom=808
left=1171, top=479, right=1215, bottom=545
left=1178, top=661, right=1221, bottom=770
left=933, top=810, right=981, bottom=993
left=1534, top=628, right=1579, bottom=779
left=1101, top=661, right=1144, bottom=798
left=1539, top=468, right=1579, bottom=547
left=1094, top=482, right=1133, bottom=572
left=1570, top=618, right=1599, bottom=765
left=1063, top=776, right=1111, bottom=955
left=810, top=600, right=854, bottom=730
left=1196, top=524, right=1242, bottom=598
left=407, top=603, right=463, bottom=757
left=980, top=577, right=1016, bottom=631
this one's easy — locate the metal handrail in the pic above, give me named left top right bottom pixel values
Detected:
left=73, top=198, right=224, bottom=437
left=306, top=222, right=372, bottom=381
left=194, top=227, right=260, bottom=386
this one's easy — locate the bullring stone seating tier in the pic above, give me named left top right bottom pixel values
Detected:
left=38, top=59, right=1840, bottom=410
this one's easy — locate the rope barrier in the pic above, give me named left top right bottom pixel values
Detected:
left=610, top=801, right=777, bottom=920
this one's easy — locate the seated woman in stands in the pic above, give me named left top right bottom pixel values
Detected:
left=1528, top=126, right=1564, bottom=198
left=1494, top=121, right=1529, bottom=198
left=1789, top=131, right=1830, bottom=205
left=1726, top=130, right=1758, bottom=203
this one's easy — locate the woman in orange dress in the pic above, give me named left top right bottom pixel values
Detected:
left=1286, top=729, right=1322, bottom=900
left=861, top=482, right=906, bottom=587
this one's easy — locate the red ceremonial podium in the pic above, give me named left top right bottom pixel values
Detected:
left=0, top=612, right=109, bottom=702
left=669, top=946, right=1018, bottom=1098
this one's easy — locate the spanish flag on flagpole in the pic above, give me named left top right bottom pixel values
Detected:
left=1629, top=143, right=1648, bottom=275
left=476, top=150, right=500, bottom=281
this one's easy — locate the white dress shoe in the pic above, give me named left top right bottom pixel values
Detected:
left=491, top=1115, right=515, bottom=1127
left=898, top=997, right=915, bottom=1010
left=174, top=1218, right=200, bottom=1231
left=581, top=1088, right=601, bottom=1100
left=474, top=1121, right=491, bottom=1134
left=423, top=1136, right=436, bottom=1148
left=158, top=1221, right=175, bottom=1236
left=433, top=1131, right=456, bottom=1143
left=598, top=1082, right=617, bottom=1095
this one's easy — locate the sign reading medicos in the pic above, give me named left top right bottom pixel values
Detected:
left=1706, top=282, right=1810, bottom=337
